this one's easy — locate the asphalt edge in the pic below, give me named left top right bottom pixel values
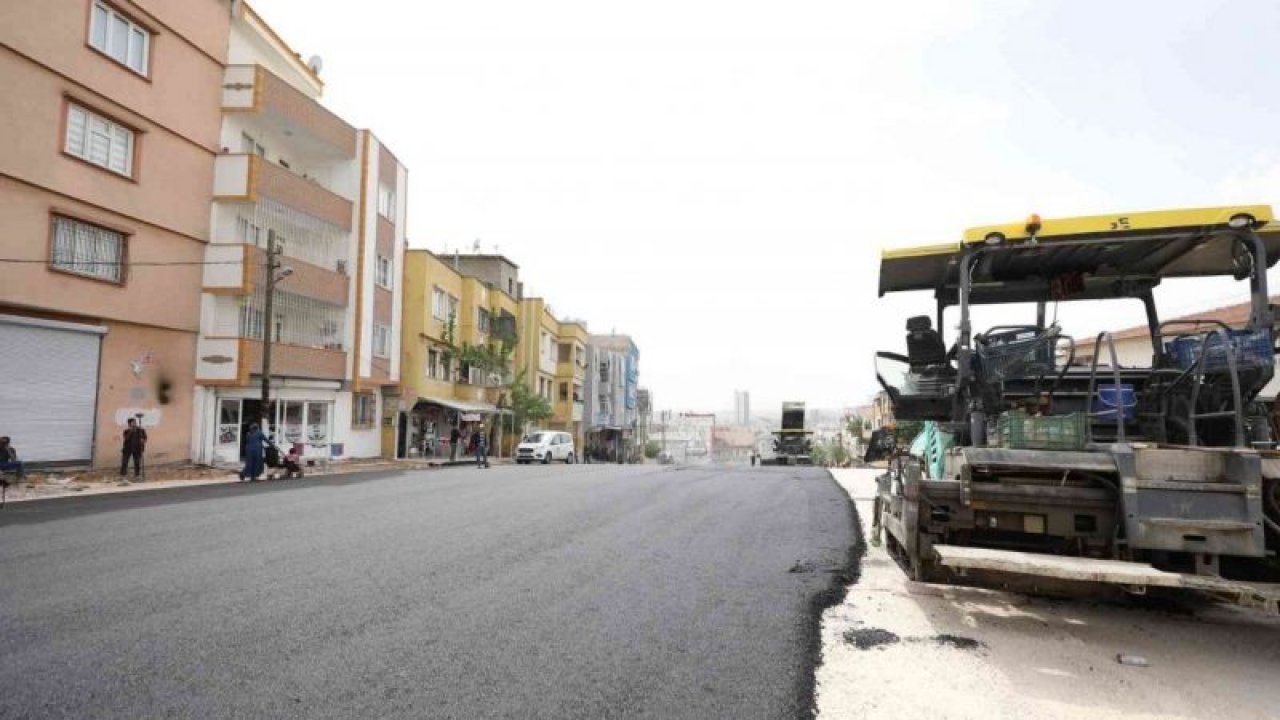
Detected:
left=796, top=468, right=867, bottom=720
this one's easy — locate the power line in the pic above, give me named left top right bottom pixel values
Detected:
left=0, top=258, right=247, bottom=267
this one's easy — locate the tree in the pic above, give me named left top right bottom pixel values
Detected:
left=644, top=440, right=661, bottom=459
left=829, top=441, right=850, bottom=468
left=894, top=420, right=923, bottom=444
left=509, top=370, right=552, bottom=434
left=844, top=415, right=868, bottom=439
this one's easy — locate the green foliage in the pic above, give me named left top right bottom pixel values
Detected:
left=509, top=370, right=552, bottom=431
left=894, top=420, right=924, bottom=444
left=809, top=442, right=831, bottom=466
left=845, top=416, right=868, bottom=438
left=644, top=440, right=661, bottom=459
left=829, top=441, right=850, bottom=467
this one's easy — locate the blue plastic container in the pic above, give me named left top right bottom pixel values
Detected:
left=1092, top=384, right=1136, bottom=424
left=1166, top=329, right=1273, bottom=372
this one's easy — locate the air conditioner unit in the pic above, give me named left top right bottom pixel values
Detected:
left=336, top=260, right=348, bottom=275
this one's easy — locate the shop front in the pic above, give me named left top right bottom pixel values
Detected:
left=198, top=382, right=340, bottom=465
left=408, top=396, right=502, bottom=460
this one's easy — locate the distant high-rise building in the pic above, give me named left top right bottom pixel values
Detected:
left=733, top=390, right=751, bottom=426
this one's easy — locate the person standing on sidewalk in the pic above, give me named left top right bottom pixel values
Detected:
left=240, top=423, right=266, bottom=482
left=120, top=418, right=147, bottom=479
left=474, top=424, right=490, bottom=468
left=449, top=425, right=461, bottom=462
left=0, top=436, right=24, bottom=481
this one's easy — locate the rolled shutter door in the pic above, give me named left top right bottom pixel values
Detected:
left=0, top=316, right=105, bottom=463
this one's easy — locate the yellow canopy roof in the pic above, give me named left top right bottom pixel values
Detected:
left=879, top=205, right=1279, bottom=298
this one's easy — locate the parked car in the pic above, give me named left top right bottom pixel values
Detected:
left=516, top=431, right=576, bottom=465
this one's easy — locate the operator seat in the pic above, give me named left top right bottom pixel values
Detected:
left=906, top=316, right=947, bottom=370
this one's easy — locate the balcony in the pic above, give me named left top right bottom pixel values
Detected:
left=214, top=154, right=353, bottom=231
left=243, top=340, right=346, bottom=382
left=223, top=65, right=356, bottom=159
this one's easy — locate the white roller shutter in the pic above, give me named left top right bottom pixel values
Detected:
left=0, top=315, right=106, bottom=463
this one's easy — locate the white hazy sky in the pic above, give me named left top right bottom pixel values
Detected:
left=252, top=0, right=1280, bottom=414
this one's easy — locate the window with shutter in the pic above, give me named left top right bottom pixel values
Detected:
left=65, top=103, right=134, bottom=177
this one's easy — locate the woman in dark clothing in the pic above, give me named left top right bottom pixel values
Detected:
left=240, top=423, right=266, bottom=482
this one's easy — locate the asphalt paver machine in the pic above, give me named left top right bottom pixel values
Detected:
left=872, top=206, right=1280, bottom=612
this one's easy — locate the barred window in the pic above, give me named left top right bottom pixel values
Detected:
left=65, top=103, right=134, bottom=177
left=477, top=308, right=491, bottom=334
left=51, top=216, right=125, bottom=283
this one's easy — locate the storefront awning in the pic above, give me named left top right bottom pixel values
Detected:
left=411, top=396, right=504, bottom=415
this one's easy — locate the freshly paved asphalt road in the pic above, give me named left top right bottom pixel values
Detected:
left=0, top=463, right=857, bottom=719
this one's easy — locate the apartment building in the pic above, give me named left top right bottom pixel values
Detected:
left=584, top=334, right=641, bottom=462
left=0, top=0, right=231, bottom=467
left=549, top=321, right=588, bottom=451
left=191, top=4, right=406, bottom=464
left=516, top=297, right=562, bottom=410
left=398, top=251, right=518, bottom=459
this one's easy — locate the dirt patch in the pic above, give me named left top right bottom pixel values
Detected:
left=842, top=628, right=900, bottom=650
left=933, top=634, right=984, bottom=651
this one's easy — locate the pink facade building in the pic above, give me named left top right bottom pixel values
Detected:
left=0, top=1, right=406, bottom=468
left=0, top=0, right=232, bottom=467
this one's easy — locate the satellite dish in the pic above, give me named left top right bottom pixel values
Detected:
left=307, top=55, right=324, bottom=74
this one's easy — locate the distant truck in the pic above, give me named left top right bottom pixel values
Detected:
left=762, top=401, right=813, bottom=466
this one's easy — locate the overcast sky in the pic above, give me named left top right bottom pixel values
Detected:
left=252, top=0, right=1280, bottom=414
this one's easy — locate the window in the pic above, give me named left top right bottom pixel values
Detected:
left=559, top=382, right=568, bottom=401
left=65, top=103, right=134, bottom=177
left=477, top=308, right=491, bottom=335
left=353, top=394, right=377, bottom=428
left=240, top=132, right=265, bottom=157
left=376, top=255, right=393, bottom=289
left=89, top=1, right=150, bottom=76
left=51, top=215, right=125, bottom=283
left=432, top=287, right=447, bottom=320
left=236, top=216, right=261, bottom=246
left=447, top=295, right=459, bottom=322
left=377, top=184, right=396, bottom=218
left=427, top=347, right=450, bottom=380
left=373, top=324, right=391, bottom=358
left=558, top=343, right=572, bottom=362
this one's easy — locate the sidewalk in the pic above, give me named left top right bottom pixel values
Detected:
left=1, top=456, right=513, bottom=504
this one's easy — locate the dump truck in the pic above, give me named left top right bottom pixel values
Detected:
left=872, top=205, right=1280, bottom=613
left=762, top=401, right=814, bottom=466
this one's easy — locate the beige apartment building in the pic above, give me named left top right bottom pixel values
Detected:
left=191, top=4, right=407, bottom=464
left=0, top=0, right=231, bottom=467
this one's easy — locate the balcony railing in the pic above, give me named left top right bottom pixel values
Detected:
left=214, top=154, right=353, bottom=231
left=222, top=65, right=357, bottom=159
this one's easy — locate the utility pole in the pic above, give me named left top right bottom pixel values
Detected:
left=259, top=230, right=291, bottom=430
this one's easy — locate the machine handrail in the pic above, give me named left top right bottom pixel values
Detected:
left=1085, top=332, right=1128, bottom=444
left=1186, top=328, right=1247, bottom=448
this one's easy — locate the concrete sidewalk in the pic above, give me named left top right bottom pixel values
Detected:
left=815, top=468, right=1280, bottom=720
left=1, top=456, right=514, bottom=504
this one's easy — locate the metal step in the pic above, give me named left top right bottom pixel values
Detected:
left=933, top=544, right=1280, bottom=614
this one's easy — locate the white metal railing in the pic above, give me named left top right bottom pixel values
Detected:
left=239, top=286, right=346, bottom=350
left=236, top=198, right=349, bottom=273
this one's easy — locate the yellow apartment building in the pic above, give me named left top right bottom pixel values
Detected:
left=395, top=250, right=518, bottom=459
left=550, top=322, right=589, bottom=450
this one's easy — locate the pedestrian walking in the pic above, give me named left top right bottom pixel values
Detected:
left=474, top=425, right=490, bottom=468
left=120, top=418, right=147, bottom=479
left=449, top=425, right=461, bottom=462
left=0, top=436, right=25, bottom=481
left=240, top=423, right=266, bottom=482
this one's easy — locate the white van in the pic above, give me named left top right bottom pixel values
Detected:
left=516, top=431, right=576, bottom=465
